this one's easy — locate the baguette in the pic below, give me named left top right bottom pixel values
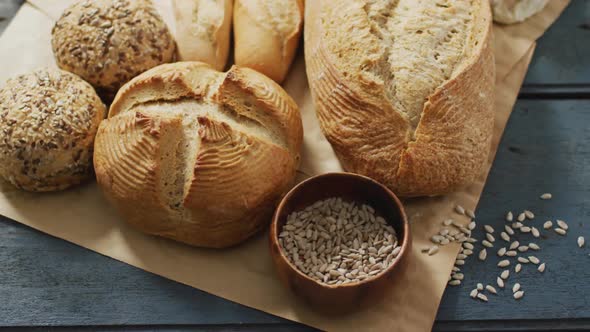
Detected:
left=94, top=62, right=303, bottom=248
left=173, top=0, right=233, bottom=70
left=305, top=0, right=495, bottom=197
left=233, top=0, right=304, bottom=83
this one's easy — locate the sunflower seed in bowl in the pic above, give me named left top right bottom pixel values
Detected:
left=278, top=198, right=401, bottom=286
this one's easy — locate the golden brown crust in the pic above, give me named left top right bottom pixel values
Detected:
left=94, top=61, right=303, bottom=248
left=51, top=0, right=175, bottom=101
left=233, top=0, right=304, bottom=83
left=0, top=68, right=106, bottom=192
left=305, top=0, right=495, bottom=197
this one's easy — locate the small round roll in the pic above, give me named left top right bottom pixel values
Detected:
left=0, top=68, right=107, bottom=192
left=173, top=0, right=233, bottom=71
left=233, top=0, right=304, bottom=84
left=51, top=0, right=175, bottom=101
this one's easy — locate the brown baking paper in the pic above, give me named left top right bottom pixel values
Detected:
left=0, top=1, right=569, bottom=331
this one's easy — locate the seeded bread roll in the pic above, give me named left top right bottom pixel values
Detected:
left=305, top=0, right=495, bottom=197
left=51, top=0, right=175, bottom=101
left=233, top=0, right=304, bottom=83
left=0, top=68, right=106, bottom=192
left=173, top=0, right=232, bottom=71
left=491, top=0, right=549, bottom=24
left=94, top=62, right=303, bottom=248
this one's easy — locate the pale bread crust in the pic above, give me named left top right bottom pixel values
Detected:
left=305, top=0, right=495, bottom=197
left=94, top=62, right=302, bottom=248
left=0, top=68, right=106, bottom=192
left=173, top=0, right=233, bottom=71
left=233, top=0, right=304, bottom=83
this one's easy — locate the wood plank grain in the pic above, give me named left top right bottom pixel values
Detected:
left=436, top=99, right=590, bottom=322
left=523, top=0, right=590, bottom=87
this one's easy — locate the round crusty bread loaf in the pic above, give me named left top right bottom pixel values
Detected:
left=491, top=0, right=549, bottom=24
left=233, top=0, right=304, bottom=84
left=51, top=0, right=175, bottom=101
left=173, top=0, right=233, bottom=71
left=94, top=61, right=303, bottom=248
left=0, top=68, right=106, bottom=192
left=305, top=0, right=495, bottom=197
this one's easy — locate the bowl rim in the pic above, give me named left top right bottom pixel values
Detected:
left=270, top=172, right=411, bottom=289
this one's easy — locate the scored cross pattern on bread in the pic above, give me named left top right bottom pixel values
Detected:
left=94, top=62, right=302, bottom=248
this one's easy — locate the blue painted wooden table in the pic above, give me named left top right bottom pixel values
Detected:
left=0, top=1, right=589, bottom=331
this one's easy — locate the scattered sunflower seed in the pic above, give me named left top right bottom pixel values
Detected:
left=540, top=193, right=552, bottom=200
left=497, top=277, right=505, bottom=288
left=500, top=232, right=510, bottom=242
left=506, top=250, right=517, bottom=257
left=455, top=259, right=465, bottom=266
left=500, top=270, right=510, bottom=280
left=517, top=213, right=526, bottom=222
left=453, top=273, right=465, bottom=281
left=543, top=220, right=553, bottom=229
left=510, top=241, right=520, bottom=250
left=455, top=205, right=466, bottom=215
left=515, top=263, right=522, bottom=273
left=529, top=243, right=540, bottom=250
left=486, top=285, right=498, bottom=294
left=486, top=233, right=496, bottom=243
left=524, top=210, right=535, bottom=219
left=470, top=289, right=479, bottom=298
left=512, top=222, right=523, bottom=229
left=506, top=211, right=514, bottom=222
left=520, top=226, right=532, bottom=233
left=463, top=242, right=474, bottom=250
left=532, top=227, right=540, bottom=238
left=556, top=220, right=569, bottom=230
left=463, top=249, right=474, bottom=255
left=517, top=257, right=530, bottom=264
left=449, top=279, right=461, bottom=286
left=578, top=236, right=585, bottom=248
left=482, top=240, right=494, bottom=248
left=497, top=247, right=507, bottom=257
left=555, top=228, right=567, bottom=236
left=468, top=221, right=476, bottom=230
left=479, top=249, right=487, bottom=261
left=452, top=266, right=461, bottom=272
left=538, top=263, right=546, bottom=273
left=466, top=209, right=476, bottom=219
left=484, top=225, right=495, bottom=233
left=505, top=225, right=515, bottom=235
left=477, top=293, right=489, bottom=302
left=498, top=260, right=510, bottom=267
left=457, top=254, right=468, bottom=260
left=428, top=246, right=439, bottom=256
left=528, top=256, right=540, bottom=264
left=443, top=219, right=453, bottom=226
left=513, top=283, right=521, bottom=293
left=477, top=283, right=484, bottom=291
left=518, top=246, right=529, bottom=252
left=513, top=290, right=524, bottom=300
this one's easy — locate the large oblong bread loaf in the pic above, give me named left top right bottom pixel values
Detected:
left=305, top=0, right=495, bottom=197
left=94, top=62, right=303, bottom=248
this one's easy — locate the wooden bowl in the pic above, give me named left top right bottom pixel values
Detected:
left=269, top=172, right=411, bottom=314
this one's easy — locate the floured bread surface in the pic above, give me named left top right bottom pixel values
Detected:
left=233, top=0, right=304, bottom=83
left=305, top=0, right=495, bottom=196
left=94, top=62, right=303, bottom=248
left=173, top=0, right=232, bottom=70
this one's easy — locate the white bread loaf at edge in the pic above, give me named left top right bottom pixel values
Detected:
left=173, top=0, right=233, bottom=70
left=94, top=62, right=303, bottom=248
left=305, top=0, right=495, bottom=197
left=233, top=0, right=304, bottom=83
